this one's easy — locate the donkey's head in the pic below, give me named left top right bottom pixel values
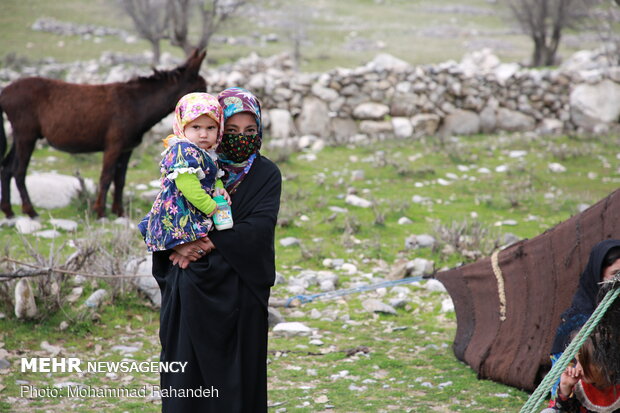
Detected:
left=146, top=49, right=207, bottom=117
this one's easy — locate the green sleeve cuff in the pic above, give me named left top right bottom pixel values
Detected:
left=214, top=179, right=224, bottom=189
left=175, top=173, right=216, bottom=215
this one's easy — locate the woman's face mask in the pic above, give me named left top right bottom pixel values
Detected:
left=219, top=133, right=261, bottom=162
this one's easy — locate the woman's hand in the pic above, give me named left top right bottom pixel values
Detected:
left=170, top=237, right=216, bottom=269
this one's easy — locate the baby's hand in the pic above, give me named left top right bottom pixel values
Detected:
left=564, top=365, right=580, bottom=379
left=215, top=187, right=232, bottom=205
left=559, top=363, right=582, bottom=397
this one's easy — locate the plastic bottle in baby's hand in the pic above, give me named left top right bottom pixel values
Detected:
left=212, top=195, right=233, bottom=230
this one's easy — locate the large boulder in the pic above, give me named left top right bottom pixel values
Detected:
left=439, top=109, right=480, bottom=136
left=3, top=172, right=95, bottom=210
left=411, top=113, right=441, bottom=136
left=353, top=102, right=390, bottom=120
left=269, top=108, right=296, bottom=139
left=311, top=83, right=339, bottom=102
left=460, top=48, right=501, bottom=76
left=15, top=279, right=38, bottom=319
left=359, top=120, right=393, bottom=136
left=392, top=117, right=413, bottom=138
left=296, top=96, right=330, bottom=137
left=390, top=93, right=420, bottom=117
left=126, top=255, right=161, bottom=308
left=365, top=53, right=411, bottom=72
left=537, top=118, right=564, bottom=135
left=496, top=108, right=536, bottom=132
left=561, top=48, right=614, bottom=72
left=479, top=106, right=497, bottom=133
left=493, top=63, right=520, bottom=84
left=329, top=117, right=359, bottom=142
left=570, top=79, right=620, bottom=130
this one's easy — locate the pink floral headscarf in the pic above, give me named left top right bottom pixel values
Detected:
left=164, top=92, right=223, bottom=148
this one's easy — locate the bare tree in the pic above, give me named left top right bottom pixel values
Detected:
left=588, top=0, right=620, bottom=65
left=278, top=4, right=310, bottom=71
left=119, top=0, right=250, bottom=64
left=169, top=0, right=250, bottom=56
left=506, top=0, right=594, bottom=66
left=119, top=0, right=170, bottom=65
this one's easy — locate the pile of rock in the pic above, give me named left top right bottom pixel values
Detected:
left=31, top=17, right=135, bottom=42
left=1, top=47, right=619, bottom=144
left=200, top=47, right=620, bottom=142
left=204, top=49, right=619, bottom=143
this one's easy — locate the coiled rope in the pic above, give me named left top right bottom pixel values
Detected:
left=519, top=278, right=620, bottom=413
left=491, top=249, right=507, bottom=321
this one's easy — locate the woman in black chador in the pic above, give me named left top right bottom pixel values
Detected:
left=551, top=240, right=620, bottom=355
left=151, top=87, right=281, bottom=412
left=548, top=239, right=620, bottom=400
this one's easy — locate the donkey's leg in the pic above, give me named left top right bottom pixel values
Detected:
left=13, top=136, right=38, bottom=217
left=0, top=146, right=16, bottom=218
left=94, top=148, right=123, bottom=218
left=111, top=150, right=133, bottom=217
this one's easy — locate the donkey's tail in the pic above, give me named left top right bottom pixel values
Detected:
left=0, top=103, right=6, bottom=164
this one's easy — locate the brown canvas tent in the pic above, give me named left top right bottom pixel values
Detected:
left=435, top=188, right=620, bottom=391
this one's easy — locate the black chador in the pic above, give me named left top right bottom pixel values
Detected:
left=152, top=155, right=281, bottom=412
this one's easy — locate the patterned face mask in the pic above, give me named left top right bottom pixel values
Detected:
left=219, top=133, right=261, bottom=162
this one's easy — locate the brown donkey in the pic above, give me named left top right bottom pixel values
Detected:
left=0, top=49, right=207, bottom=218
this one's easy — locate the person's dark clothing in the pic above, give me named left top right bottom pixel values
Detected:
left=551, top=239, right=620, bottom=354
left=152, top=154, right=281, bottom=413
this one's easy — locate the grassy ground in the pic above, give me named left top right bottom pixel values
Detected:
left=0, top=0, right=605, bottom=72
left=0, top=1, right=617, bottom=411
left=1, top=130, right=619, bottom=411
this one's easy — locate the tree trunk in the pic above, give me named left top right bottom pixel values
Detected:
left=532, top=35, right=545, bottom=67
left=169, top=0, right=191, bottom=53
left=544, top=42, right=559, bottom=66
left=546, top=19, right=563, bottom=66
left=151, top=41, right=161, bottom=66
left=293, top=37, right=301, bottom=71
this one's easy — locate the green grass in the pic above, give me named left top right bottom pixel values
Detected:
left=266, top=287, right=526, bottom=412
left=1, top=291, right=161, bottom=412
left=0, top=1, right=617, bottom=410
left=0, top=0, right=607, bottom=71
left=0, top=0, right=150, bottom=64
left=271, top=133, right=618, bottom=270
left=1, top=130, right=618, bottom=411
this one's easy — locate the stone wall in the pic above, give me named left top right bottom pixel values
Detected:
left=2, top=48, right=619, bottom=144
left=203, top=49, right=620, bottom=144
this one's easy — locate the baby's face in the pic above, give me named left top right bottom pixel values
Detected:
left=576, top=358, right=607, bottom=388
left=184, top=114, right=219, bottom=151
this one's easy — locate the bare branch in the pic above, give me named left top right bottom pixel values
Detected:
left=169, top=0, right=250, bottom=55
left=118, top=0, right=251, bottom=58
left=118, top=0, right=171, bottom=64
left=506, top=0, right=598, bottom=66
left=168, top=0, right=192, bottom=53
left=0, top=258, right=151, bottom=280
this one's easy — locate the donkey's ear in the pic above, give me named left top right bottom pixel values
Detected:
left=185, top=49, right=196, bottom=61
left=186, top=48, right=206, bottom=69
